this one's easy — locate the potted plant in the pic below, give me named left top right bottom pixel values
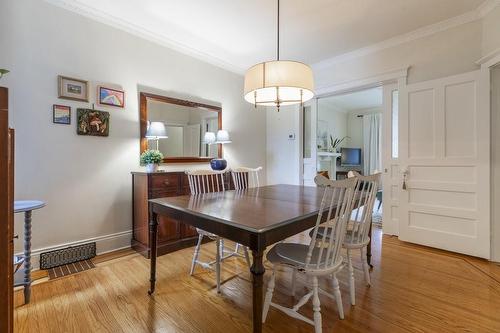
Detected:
left=140, top=149, right=163, bottom=173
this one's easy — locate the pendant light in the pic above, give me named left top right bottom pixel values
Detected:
left=244, top=0, right=314, bottom=111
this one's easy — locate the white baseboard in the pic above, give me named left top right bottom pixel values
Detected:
left=15, top=230, right=132, bottom=271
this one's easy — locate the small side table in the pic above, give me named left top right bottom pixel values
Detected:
left=14, top=200, right=45, bottom=304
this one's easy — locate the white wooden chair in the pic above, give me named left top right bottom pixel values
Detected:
left=186, top=169, right=250, bottom=293
left=262, top=175, right=358, bottom=333
left=310, top=170, right=381, bottom=305
left=231, top=166, right=262, bottom=189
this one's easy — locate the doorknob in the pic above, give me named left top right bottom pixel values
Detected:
left=402, top=167, right=409, bottom=190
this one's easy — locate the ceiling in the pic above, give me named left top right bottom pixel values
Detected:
left=49, top=0, right=487, bottom=73
left=319, top=87, right=382, bottom=112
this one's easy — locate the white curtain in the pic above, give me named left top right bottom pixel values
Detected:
left=363, top=113, right=382, bottom=175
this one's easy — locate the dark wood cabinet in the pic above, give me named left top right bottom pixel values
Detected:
left=0, top=87, right=14, bottom=333
left=131, top=171, right=231, bottom=257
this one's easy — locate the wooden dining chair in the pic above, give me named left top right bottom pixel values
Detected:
left=262, top=175, right=358, bottom=333
left=310, top=170, right=381, bottom=305
left=231, top=166, right=262, bottom=190
left=186, top=169, right=250, bottom=293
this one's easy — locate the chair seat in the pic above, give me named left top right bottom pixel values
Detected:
left=267, top=243, right=342, bottom=270
left=309, top=224, right=370, bottom=248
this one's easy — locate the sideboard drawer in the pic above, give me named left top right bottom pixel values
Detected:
left=151, top=174, right=179, bottom=192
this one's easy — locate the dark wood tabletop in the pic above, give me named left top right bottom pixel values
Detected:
left=147, top=184, right=372, bottom=333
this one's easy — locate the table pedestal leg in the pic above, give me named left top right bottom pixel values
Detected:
left=251, top=250, right=265, bottom=333
left=148, top=212, right=159, bottom=295
left=24, top=210, right=32, bottom=304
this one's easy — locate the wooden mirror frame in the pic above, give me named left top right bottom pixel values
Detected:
left=140, top=92, right=222, bottom=163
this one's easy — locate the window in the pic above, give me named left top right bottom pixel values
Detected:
left=391, top=90, right=399, bottom=159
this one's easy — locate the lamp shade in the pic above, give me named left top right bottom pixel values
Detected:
left=203, top=132, right=216, bottom=145
left=244, top=60, right=314, bottom=108
left=215, top=130, right=231, bottom=144
left=145, top=122, right=168, bottom=139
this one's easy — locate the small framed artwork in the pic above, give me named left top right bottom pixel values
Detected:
left=98, top=86, right=125, bottom=108
left=77, top=108, right=110, bottom=137
left=53, top=104, right=71, bottom=124
left=58, top=75, right=89, bottom=102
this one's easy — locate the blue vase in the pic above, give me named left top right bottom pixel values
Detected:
left=210, top=158, right=227, bottom=171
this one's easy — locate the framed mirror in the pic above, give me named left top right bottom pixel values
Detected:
left=139, top=92, right=222, bottom=163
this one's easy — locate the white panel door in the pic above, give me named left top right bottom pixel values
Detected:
left=382, top=84, right=400, bottom=235
left=399, top=70, right=490, bottom=258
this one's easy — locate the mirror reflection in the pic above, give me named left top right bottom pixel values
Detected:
left=146, top=100, right=219, bottom=158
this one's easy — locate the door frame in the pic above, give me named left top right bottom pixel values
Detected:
left=478, top=50, right=500, bottom=261
left=301, top=68, right=408, bottom=234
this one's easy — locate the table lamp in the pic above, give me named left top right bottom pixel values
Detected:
left=210, top=130, right=231, bottom=170
left=145, top=121, right=168, bottom=150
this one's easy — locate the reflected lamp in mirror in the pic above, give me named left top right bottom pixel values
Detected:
left=215, top=130, right=232, bottom=144
left=203, top=132, right=216, bottom=145
left=145, top=121, right=168, bottom=150
left=210, top=129, right=231, bottom=171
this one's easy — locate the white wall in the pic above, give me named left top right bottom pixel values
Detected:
left=482, top=6, right=500, bottom=56
left=346, top=107, right=382, bottom=149
left=1, top=0, right=266, bottom=263
left=317, top=104, right=347, bottom=151
left=314, top=20, right=482, bottom=89
left=266, top=105, right=301, bottom=185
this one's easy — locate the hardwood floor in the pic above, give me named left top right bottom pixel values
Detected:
left=14, top=228, right=500, bottom=333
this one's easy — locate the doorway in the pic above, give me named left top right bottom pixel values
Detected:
left=302, top=84, right=399, bottom=233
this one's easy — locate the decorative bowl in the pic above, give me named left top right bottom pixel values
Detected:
left=210, top=158, right=227, bottom=171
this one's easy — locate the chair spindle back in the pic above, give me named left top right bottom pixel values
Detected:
left=231, top=167, right=262, bottom=190
left=186, top=169, right=227, bottom=194
left=306, top=175, right=357, bottom=270
left=347, top=171, right=381, bottom=244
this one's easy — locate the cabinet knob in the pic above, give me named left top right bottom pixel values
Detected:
left=164, top=180, right=170, bottom=185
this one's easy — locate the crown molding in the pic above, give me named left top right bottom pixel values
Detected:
left=316, top=67, right=408, bottom=97
left=476, top=47, right=500, bottom=67
left=43, top=0, right=499, bottom=76
left=43, top=0, right=245, bottom=75
left=312, top=1, right=500, bottom=71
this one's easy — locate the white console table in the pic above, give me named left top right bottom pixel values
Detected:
left=317, top=152, right=341, bottom=180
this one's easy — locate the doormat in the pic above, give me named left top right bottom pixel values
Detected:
left=48, top=259, right=95, bottom=280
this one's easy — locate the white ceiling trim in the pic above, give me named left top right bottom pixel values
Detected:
left=43, top=0, right=244, bottom=74
left=43, top=0, right=499, bottom=77
left=312, top=0, right=500, bottom=71
left=316, top=67, right=409, bottom=97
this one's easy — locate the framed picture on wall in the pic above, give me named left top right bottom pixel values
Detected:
left=58, top=75, right=89, bottom=102
left=53, top=104, right=71, bottom=124
left=77, top=108, right=110, bottom=137
left=98, top=86, right=125, bottom=108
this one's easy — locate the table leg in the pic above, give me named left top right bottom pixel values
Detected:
left=251, top=250, right=265, bottom=333
left=148, top=212, right=159, bottom=295
left=367, top=219, right=373, bottom=268
left=24, top=210, right=32, bottom=304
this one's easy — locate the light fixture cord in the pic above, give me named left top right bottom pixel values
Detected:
left=277, top=0, right=280, bottom=61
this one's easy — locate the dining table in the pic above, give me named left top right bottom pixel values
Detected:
left=147, top=184, right=372, bottom=333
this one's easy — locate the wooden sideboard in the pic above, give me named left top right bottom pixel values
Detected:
left=131, top=171, right=233, bottom=258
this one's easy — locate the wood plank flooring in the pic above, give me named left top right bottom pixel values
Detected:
left=14, top=228, right=500, bottom=332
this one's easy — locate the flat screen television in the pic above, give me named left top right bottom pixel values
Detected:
left=340, top=148, right=361, bottom=166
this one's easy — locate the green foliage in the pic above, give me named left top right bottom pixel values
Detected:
left=140, top=149, right=164, bottom=165
left=0, top=69, right=9, bottom=79
left=330, top=135, right=350, bottom=150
